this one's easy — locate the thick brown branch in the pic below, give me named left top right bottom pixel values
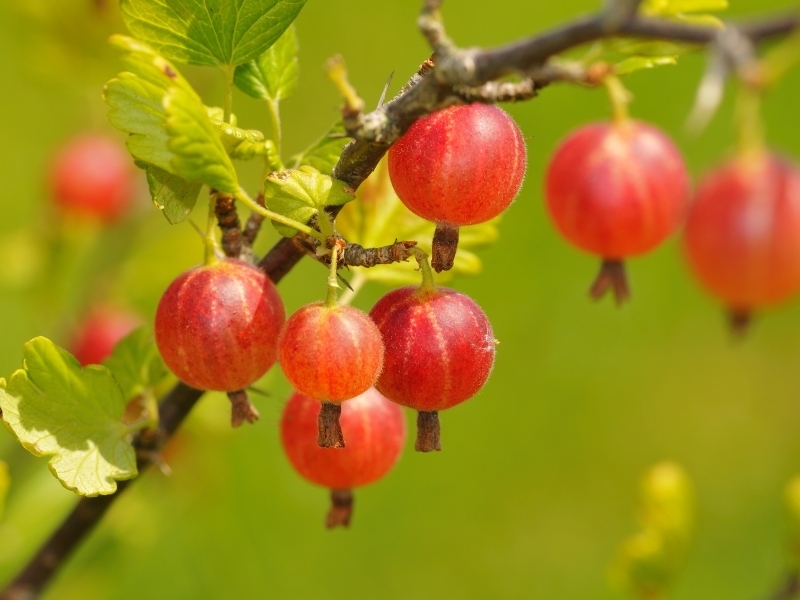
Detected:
left=242, top=193, right=266, bottom=250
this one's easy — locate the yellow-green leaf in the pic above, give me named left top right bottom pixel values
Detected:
left=0, top=338, right=137, bottom=497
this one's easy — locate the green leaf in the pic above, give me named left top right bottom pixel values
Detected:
left=104, top=326, right=168, bottom=402
left=164, top=85, right=239, bottom=193
left=234, top=25, right=299, bottom=102
left=120, top=0, right=307, bottom=68
left=212, top=120, right=279, bottom=162
left=615, top=56, right=677, bottom=76
left=290, top=122, right=349, bottom=174
left=264, top=166, right=355, bottom=237
left=335, top=159, right=499, bottom=286
left=0, top=461, right=8, bottom=522
left=0, top=338, right=137, bottom=497
left=144, top=164, right=203, bottom=224
left=106, top=36, right=238, bottom=193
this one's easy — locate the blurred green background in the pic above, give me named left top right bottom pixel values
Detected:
left=1, top=0, right=800, bottom=598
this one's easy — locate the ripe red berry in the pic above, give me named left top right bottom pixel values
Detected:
left=70, top=308, right=142, bottom=366
left=49, top=134, right=137, bottom=223
left=280, top=387, right=406, bottom=528
left=278, top=303, right=384, bottom=448
left=388, top=103, right=527, bottom=272
left=278, top=304, right=384, bottom=402
left=369, top=285, right=495, bottom=452
left=683, top=153, right=800, bottom=330
left=155, top=258, right=285, bottom=397
left=544, top=120, right=690, bottom=304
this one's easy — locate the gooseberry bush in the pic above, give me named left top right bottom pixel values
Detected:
left=1, top=0, right=799, bottom=598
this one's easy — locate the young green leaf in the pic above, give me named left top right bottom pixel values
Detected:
left=0, top=461, right=8, bottom=522
left=290, top=122, right=349, bottom=174
left=335, top=159, right=498, bottom=285
left=120, top=0, right=307, bottom=68
left=212, top=120, right=279, bottom=163
left=104, top=326, right=168, bottom=402
left=0, top=338, right=138, bottom=497
left=264, top=166, right=355, bottom=236
left=106, top=36, right=239, bottom=193
left=164, top=85, right=239, bottom=193
left=144, top=164, right=203, bottom=224
left=234, top=25, right=299, bottom=102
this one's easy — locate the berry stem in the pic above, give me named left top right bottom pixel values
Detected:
left=234, top=188, right=327, bottom=242
left=735, top=85, right=766, bottom=160
left=204, top=194, right=222, bottom=266
left=325, top=238, right=344, bottom=308
left=728, top=308, right=752, bottom=337
left=318, top=402, right=346, bottom=448
left=415, top=411, right=442, bottom=452
left=603, top=74, right=631, bottom=124
left=410, top=247, right=437, bottom=295
left=431, top=222, right=460, bottom=273
left=326, top=488, right=354, bottom=528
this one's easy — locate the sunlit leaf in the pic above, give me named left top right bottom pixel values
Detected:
left=264, top=166, right=354, bottom=236
left=164, top=85, right=239, bottom=193
left=144, top=164, right=203, bottom=224
left=106, top=36, right=238, bottom=193
left=234, top=25, right=299, bottom=102
left=0, top=338, right=137, bottom=497
left=120, top=0, right=307, bottom=67
left=104, top=326, right=168, bottom=402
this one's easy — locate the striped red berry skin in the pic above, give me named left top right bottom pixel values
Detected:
left=278, top=304, right=384, bottom=403
left=155, top=259, right=285, bottom=391
left=683, top=153, right=800, bottom=315
left=545, top=121, right=690, bottom=259
left=280, top=387, right=406, bottom=527
left=369, top=286, right=495, bottom=412
left=388, top=103, right=527, bottom=226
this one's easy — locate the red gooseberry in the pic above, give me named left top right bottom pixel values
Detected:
left=50, top=134, right=137, bottom=223
left=388, top=103, right=527, bottom=272
left=683, top=153, right=800, bottom=330
left=70, top=307, right=142, bottom=366
left=278, top=303, right=384, bottom=448
left=369, top=285, right=495, bottom=452
left=544, top=120, right=690, bottom=304
left=154, top=258, right=285, bottom=425
left=281, top=387, right=406, bottom=528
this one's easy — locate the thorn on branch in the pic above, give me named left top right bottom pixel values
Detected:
left=213, top=191, right=243, bottom=259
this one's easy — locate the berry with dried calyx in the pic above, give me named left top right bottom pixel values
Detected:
left=544, top=120, right=690, bottom=305
left=154, top=258, right=285, bottom=425
left=683, top=153, right=800, bottom=332
left=280, top=387, right=406, bottom=528
left=369, top=255, right=495, bottom=452
left=388, top=103, right=527, bottom=272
